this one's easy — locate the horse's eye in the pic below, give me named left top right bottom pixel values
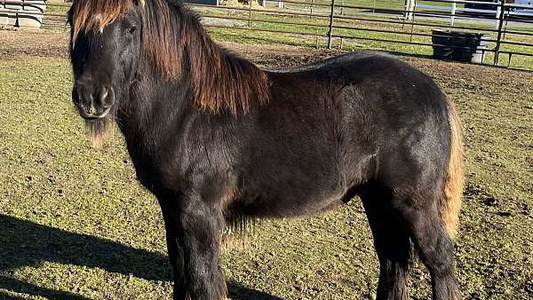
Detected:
left=128, top=26, right=137, bottom=35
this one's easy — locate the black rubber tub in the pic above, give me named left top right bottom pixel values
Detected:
left=431, top=30, right=490, bottom=64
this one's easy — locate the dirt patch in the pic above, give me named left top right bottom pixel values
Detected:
left=2, top=28, right=531, bottom=91
left=0, top=29, right=338, bottom=64
left=219, top=41, right=343, bottom=68
left=0, top=29, right=70, bottom=60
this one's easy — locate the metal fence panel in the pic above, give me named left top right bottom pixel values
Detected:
left=16, top=0, right=533, bottom=71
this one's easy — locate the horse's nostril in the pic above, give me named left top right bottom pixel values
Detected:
left=100, top=86, right=115, bottom=108
left=73, top=84, right=93, bottom=105
left=72, top=89, right=79, bottom=103
left=72, top=88, right=89, bottom=113
left=100, top=87, right=109, bottom=103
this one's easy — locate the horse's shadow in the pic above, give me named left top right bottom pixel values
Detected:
left=0, top=214, right=282, bottom=300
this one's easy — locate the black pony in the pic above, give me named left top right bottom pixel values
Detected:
left=67, top=0, right=464, bottom=299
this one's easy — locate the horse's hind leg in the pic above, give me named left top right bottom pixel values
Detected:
left=359, top=185, right=411, bottom=300
left=397, top=189, right=461, bottom=300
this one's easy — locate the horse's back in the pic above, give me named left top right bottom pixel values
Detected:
left=268, top=51, right=447, bottom=119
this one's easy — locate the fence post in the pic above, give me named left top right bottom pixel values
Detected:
left=405, top=0, right=414, bottom=20
left=451, top=1, right=456, bottom=26
left=248, top=0, right=252, bottom=28
left=494, top=0, right=506, bottom=65
left=327, top=0, right=335, bottom=49
left=495, top=2, right=501, bottom=29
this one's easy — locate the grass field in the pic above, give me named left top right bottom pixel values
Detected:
left=0, top=23, right=532, bottom=300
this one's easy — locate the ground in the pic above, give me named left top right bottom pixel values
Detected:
left=0, top=29, right=532, bottom=300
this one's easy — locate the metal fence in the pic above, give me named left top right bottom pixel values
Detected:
left=3, top=0, right=532, bottom=71
left=190, top=0, right=533, bottom=70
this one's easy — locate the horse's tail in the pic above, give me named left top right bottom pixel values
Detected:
left=439, top=99, right=464, bottom=239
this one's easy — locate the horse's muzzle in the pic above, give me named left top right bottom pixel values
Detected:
left=72, top=84, right=115, bottom=119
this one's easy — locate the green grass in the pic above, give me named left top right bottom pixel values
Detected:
left=0, top=38, right=532, bottom=299
left=44, top=2, right=70, bottom=15
left=0, top=57, right=172, bottom=299
left=0, top=56, right=381, bottom=299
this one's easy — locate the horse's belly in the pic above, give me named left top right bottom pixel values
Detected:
left=228, top=184, right=347, bottom=219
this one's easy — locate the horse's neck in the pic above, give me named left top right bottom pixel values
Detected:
left=117, top=21, right=263, bottom=149
left=118, top=74, right=194, bottom=150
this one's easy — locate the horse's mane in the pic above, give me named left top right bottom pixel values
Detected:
left=70, top=0, right=269, bottom=114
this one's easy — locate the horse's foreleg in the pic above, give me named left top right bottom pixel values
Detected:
left=178, top=193, right=226, bottom=300
left=160, top=206, right=188, bottom=300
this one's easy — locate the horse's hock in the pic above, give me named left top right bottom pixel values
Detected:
left=0, top=0, right=46, bottom=29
